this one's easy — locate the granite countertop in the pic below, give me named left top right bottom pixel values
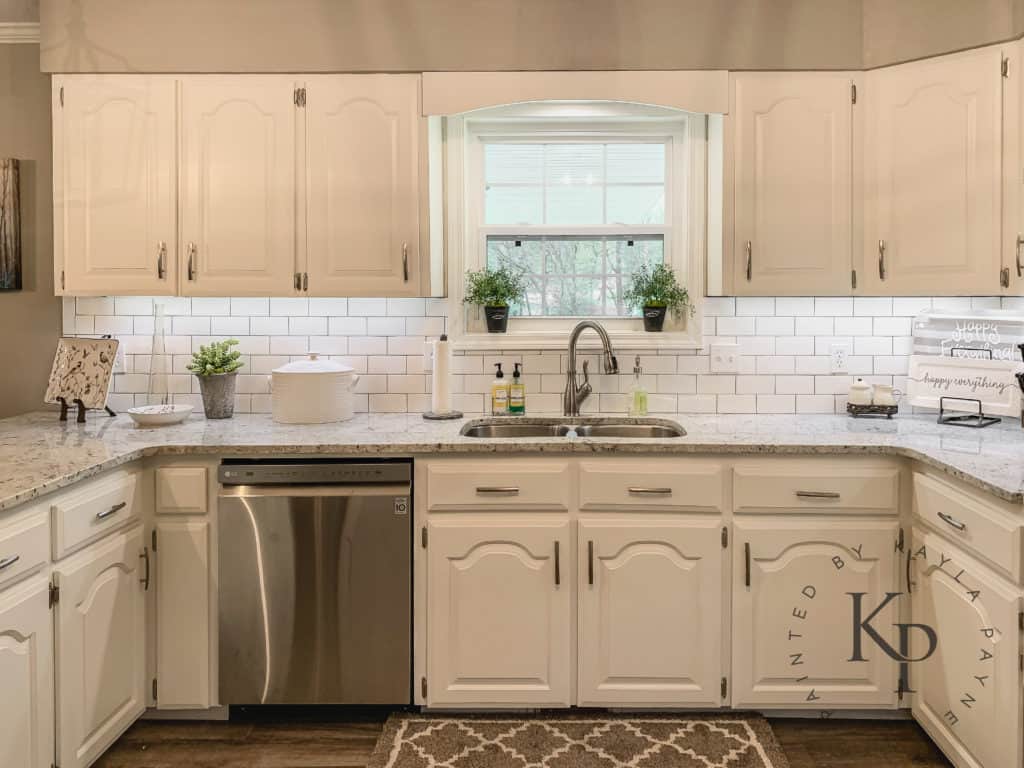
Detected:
left=1, top=410, right=1023, bottom=512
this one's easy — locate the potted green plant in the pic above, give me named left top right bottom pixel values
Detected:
left=623, top=263, right=691, bottom=332
left=464, top=264, right=527, bottom=333
left=186, top=338, right=244, bottom=419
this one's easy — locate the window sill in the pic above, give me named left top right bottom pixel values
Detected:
left=452, top=328, right=702, bottom=352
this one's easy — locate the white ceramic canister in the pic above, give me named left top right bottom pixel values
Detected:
left=848, top=377, right=873, bottom=406
left=270, top=353, right=361, bottom=424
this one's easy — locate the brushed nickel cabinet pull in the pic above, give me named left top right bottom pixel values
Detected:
left=140, top=547, right=150, bottom=590
left=878, top=240, right=886, bottom=280
left=587, top=540, right=594, bottom=586
left=402, top=242, right=409, bottom=282
left=937, top=511, right=967, bottom=532
left=745, top=240, right=752, bottom=281
left=1017, top=234, right=1023, bottom=277
left=302, top=272, right=309, bottom=292
left=0, top=555, right=20, bottom=571
left=475, top=486, right=519, bottom=495
left=96, top=501, right=127, bottom=520
left=187, top=242, right=197, bottom=281
left=795, top=490, right=841, bottom=500
left=744, top=542, right=751, bottom=587
left=157, top=241, right=166, bottom=279
left=294, top=272, right=302, bottom=291
left=628, top=487, right=672, bottom=495
left=554, top=541, right=560, bottom=586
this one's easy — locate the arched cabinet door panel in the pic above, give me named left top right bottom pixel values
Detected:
left=179, top=76, right=298, bottom=296
left=732, top=518, right=901, bottom=709
left=577, top=517, right=724, bottom=706
left=426, top=515, right=570, bottom=707
left=910, top=527, right=1023, bottom=768
left=305, top=75, right=425, bottom=297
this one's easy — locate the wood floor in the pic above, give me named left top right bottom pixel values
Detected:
left=95, top=711, right=953, bottom=768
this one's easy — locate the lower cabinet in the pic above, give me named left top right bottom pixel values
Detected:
left=732, top=518, right=901, bottom=708
left=426, top=515, right=571, bottom=706
left=910, top=527, right=1023, bottom=768
left=0, top=576, right=54, bottom=768
left=54, top=525, right=147, bottom=768
left=577, top=517, right=724, bottom=706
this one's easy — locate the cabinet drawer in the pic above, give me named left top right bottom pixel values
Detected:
left=913, top=473, right=1023, bottom=583
left=579, top=459, right=724, bottom=511
left=52, top=469, right=141, bottom=559
left=733, top=462, right=899, bottom=513
left=425, top=460, right=571, bottom=511
left=0, top=506, right=50, bottom=591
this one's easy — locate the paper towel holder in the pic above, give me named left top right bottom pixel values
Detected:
left=423, top=334, right=463, bottom=421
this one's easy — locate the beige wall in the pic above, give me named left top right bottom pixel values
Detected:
left=863, top=0, right=1016, bottom=67
left=39, top=0, right=863, bottom=73
left=0, top=43, right=59, bottom=418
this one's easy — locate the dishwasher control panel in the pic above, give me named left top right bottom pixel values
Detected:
left=218, top=460, right=411, bottom=486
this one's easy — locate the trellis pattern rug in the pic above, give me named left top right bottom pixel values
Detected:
left=369, top=713, right=790, bottom=768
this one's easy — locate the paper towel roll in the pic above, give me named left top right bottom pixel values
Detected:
left=431, top=335, right=452, bottom=413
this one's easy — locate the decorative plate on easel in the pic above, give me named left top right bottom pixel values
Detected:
left=45, top=337, right=118, bottom=418
left=906, top=354, right=1022, bottom=417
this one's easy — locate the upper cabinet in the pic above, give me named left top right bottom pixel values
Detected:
left=305, top=75, right=426, bottom=296
left=731, top=72, right=857, bottom=296
left=53, top=75, right=434, bottom=298
left=179, top=77, right=298, bottom=296
left=864, top=45, right=1006, bottom=296
left=54, top=76, right=177, bottom=295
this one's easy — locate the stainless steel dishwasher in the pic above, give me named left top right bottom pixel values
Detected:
left=217, top=459, right=411, bottom=705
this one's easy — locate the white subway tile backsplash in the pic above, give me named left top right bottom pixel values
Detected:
left=65, top=294, right=1017, bottom=416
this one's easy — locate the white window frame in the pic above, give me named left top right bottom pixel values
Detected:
left=445, top=103, right=706, bottom=351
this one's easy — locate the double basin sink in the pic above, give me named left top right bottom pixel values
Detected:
left=460, top=418, right=686, bottom=439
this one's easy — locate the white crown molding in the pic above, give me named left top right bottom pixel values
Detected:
left=0, top=22, right=40, bottom=44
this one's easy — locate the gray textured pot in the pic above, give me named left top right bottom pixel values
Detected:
left=197, top=372, right=237, bottom=419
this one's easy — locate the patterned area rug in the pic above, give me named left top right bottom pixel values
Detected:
left=368, top=713, right=790, bottom=768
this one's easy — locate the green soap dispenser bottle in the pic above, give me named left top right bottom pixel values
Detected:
left=628, top=355, right=648, bottom=417
left=509, top=363, right=526, bottom=415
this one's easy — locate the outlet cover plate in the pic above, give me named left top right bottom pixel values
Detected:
left=830, top=342, right=852, bottom=374
left=710, top=343, right=740, bottom=374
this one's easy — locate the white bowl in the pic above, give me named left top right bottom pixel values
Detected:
left=127, top=404, right=194, bottom=427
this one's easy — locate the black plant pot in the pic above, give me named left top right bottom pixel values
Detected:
left=642, top=305, right=667, bottom=332
left=484, top=305, right=509, bottom=333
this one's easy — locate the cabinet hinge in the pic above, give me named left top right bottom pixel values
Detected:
left=1001, top=266, right=1011, bottom=288
left=851, top=269, right=857, bottom=290
left=421, top=526, right=428, bottom=548
left=294, top=87, right=306, bottom=108
left=721, top=676, right=728, bottom=699
left=721, top=526, right=728, bottom=548
left=59, top=85, right=64, bottom=107
left=151, top=528, right=157, bottom=552
left=48, top=581, right=59, bottom=608
left=421, top=676, right=427, bottom=698
left=851, top=83, right=857, bottom=104
left=152, top=678, right=158, bottom=700
left=1003, top=58, right=1009, bottom=78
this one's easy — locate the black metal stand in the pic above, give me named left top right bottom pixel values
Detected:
left=937, top=396, right=1001, bottom=428
left=847, top=402, right=898, bottom=419
left=57, top=397, right=117, bottom=423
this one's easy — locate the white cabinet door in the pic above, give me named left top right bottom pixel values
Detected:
left=910, top=527, right=1023, bottom=768
left=864, top=45, right=1004, bottom=295
left=426, top=515, right=571, bottom=706
left=155, top=521, right=210, bottom=709
left=732, top=72, right=855, bottom=296
left=55, top=75, right=176, bottom=295
left=305, top=75, right=425, bottom=296
left=0, top=576, right=54, bottom=768
left=55, top=526, right=146, bottom=768
left=577, top=517, right=723, bottom=706
left=732, top=518, right=901, bottom=708
left=179, top=76, right=298, bottom=296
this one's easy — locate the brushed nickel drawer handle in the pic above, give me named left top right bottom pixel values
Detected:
left=937, top=511, right=967, bottom=532
left=96, top=501, right=127, bottom=520
left=475, top=486, right=519, bottom=495
left=795, top=490, right=841, bottom=500
left=0, top=555, right=20, bottom=570
left=628, top=487, right=672, bottom=495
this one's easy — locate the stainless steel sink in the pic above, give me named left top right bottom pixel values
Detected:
left=460, top=419, right=685, bottom=439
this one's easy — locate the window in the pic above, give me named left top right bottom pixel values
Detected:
left=447, top=103, right=707, bottom=349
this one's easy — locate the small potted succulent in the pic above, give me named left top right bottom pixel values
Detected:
left=187, top=338, right=244, bottom=419
left=464, top=264, right=527, bottom=333
left=623, top=263, right=692, bottom=332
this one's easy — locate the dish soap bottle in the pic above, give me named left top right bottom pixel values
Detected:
left=628, top=355, right=648, bottom=417
left=491, top=363, right=510, bottom=415
left=509, top=363, right=526, bottom=415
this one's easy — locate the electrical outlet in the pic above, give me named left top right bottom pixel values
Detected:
left=710, top=343, right=739, bottom=374
left=830, top=342, right=851, bottom=374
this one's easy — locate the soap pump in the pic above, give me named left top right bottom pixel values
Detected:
left=509, top=363, right=526, bottom=415
left=491, top=363, right=509, bottom=415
